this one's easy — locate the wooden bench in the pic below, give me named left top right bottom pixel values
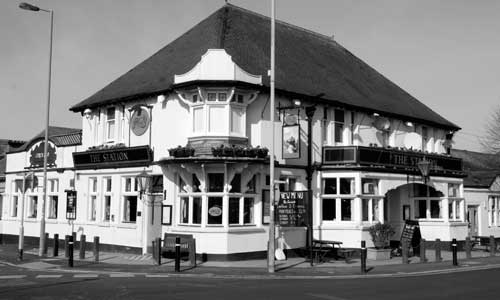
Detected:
left=312, top=239, right=343, bottom=263
left=162, top=233, right=196, bottom=267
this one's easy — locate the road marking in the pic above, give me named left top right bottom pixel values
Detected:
left=73, top=274, right=99, bottom=278
left=36, top=274, right=63, bottom=279
left=306, top=293, right=349, bottom=300
left=109, top=273, right=135, bottom=278
left=145, top=274, right=170, bottom=278
left=0, top=275, right=27, bottom=279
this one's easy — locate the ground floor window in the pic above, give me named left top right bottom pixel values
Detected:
left=89, top=195, right=97, bottom=221
left=28, top=196, right=37, bottom=218
left=48, top=196, right=58, bottom=219
left=415, top=198, right=444, bottom=220
left=104, top=195, right=111, bottom=221
left=321, top=197, right=354, bottom=222
left=180, top=196, right=202, bottom=225
left=488, top=196, right=500, bottom=226
left=229, top=197, right=254, bottom=225
left=11, top=195, right=18, bottom=217
left=207, top=197, right=223, bottom=225
left=362, top=198, right=382, bottom=222
left=448, top=198, right=463, bottom=221
left=123, top=196, right=137, bottom=223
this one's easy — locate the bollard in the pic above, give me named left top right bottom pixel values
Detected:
left=43, top=233, right=49, bottom=255
left=53, top=234, right=59, bottom=257
left=402, top=241, right=409, bottom=264
left=175, top=236, right=181, bottom=272
left=452, top=238, right=458, bottom=266
left=360, top=241, right=367, bottom=274
left=465, top=237, right=472, bottom=259
left=420, top=239, right=427, bottom=263
left=490, top=236, right=496, bottom=257
left=72, top=232, right=77, bottom=249
left=93, top=236, right=99, bottom=262
left=79, top=234, right=86, bottom=259
left=155, top=237, right=162, bottom=266
left=68, top=235, right=74, bottom=268
left=435, top=239, right=442, bottom=262
left=65, top=235, right=70, bottom=258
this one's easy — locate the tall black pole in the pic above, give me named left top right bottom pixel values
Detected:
left=305, top=106, right=316, bottom=266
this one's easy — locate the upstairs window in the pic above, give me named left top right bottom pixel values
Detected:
left=334, top=109, right=344, bottom=144
left=106, top=107, right=116, bottom=141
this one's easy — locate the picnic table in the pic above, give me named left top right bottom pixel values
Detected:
left=312, top=239, right=344, bottom=262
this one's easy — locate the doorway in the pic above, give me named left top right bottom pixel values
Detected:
left=467, top=205, right=479, bottom=236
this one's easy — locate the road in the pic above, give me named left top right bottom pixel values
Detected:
left=0, top=264, right=499, bottom=300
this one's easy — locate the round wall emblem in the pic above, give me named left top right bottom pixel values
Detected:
left=131, top=107, right=150, bottom=136
left=208, top=206, right=222, bottom=217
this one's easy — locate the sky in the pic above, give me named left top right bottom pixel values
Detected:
left=1, top=0, right=499, bottom=151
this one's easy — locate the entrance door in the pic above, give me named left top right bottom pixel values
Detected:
left=467, top=205, right=479, bottom=236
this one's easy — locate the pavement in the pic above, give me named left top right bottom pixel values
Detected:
left=1, top=244, right=500, bottom=279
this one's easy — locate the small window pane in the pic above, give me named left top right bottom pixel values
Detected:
left=107, top=107, right=115, bottom=120
left=208, top=173, right=224, bottom=192
left=104, top=196, right=111, bottom=221
left=218, top=93, right=227, bottom=102
left=90, top=196, right=97, bottom=221
left=192, top=174, right=201, bottom=193
left=362, top=179, right=379, bottom=195
left=208, top=197, right=223, bottom=225
left=125, top=178, right=132, bottom=192
left=430, top=200, right=441, bottom=218
left=244, top=198, right=254, bottom=224
left=245, top=175, right=256, bottom=194
left=105, top=178, right=112, bottom=192
left=180, top=197, right=189, bottom=224
left=362, top=199, right=369, bottom=221
left=416, top=200, right=427, bottom=218
left=48, top=196, right=58, bottom=219
left=193, top=197, right=202, bottom=224
left=341, top=198, right=353, bottom=221
left=339, top=178, right=354, bottom=194
left=322, top=198, right=336, bottom=221
left=323, top=178, right=337, bottom=194
left=207, top=93, right=217, bottom=101
left=229, top=197, right=240, bottom=224
left=124, top=196, right=137, bottom=222
left=230, top=174, right=241, bottom=193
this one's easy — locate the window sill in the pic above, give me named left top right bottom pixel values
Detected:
left=116, top=223, right=137, bottom=229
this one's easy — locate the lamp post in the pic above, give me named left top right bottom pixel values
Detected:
left=417, top=159, right=432, bottom=218
left=19, top=2, right=54, bottom=257
left=136, top=170, right=153, bottom=254
left=267, top=0, right=276, bottom=274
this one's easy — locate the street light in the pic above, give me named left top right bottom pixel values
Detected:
left=136, top=170, right=153, bottom=254
left=417, top=159, right=432, bottom=219
left=19, top=2, right=54, bottom=257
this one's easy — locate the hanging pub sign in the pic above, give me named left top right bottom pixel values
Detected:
left=66, top=190, right=77, bottom=220
left=276, top=190, right=308, bottom=227
left=29, top=141, right=57, bottom=168
left=282, top=125, right=301, bottom=159
left=130, top=106, right=151, bottom=136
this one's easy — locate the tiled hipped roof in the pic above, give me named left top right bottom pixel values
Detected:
left=70, top=4, right=459, bottom=131
left=451, top=149, right=500, bottom=188
left=9, top=126, right=82, bottom=153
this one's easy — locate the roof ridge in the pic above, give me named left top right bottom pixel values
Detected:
left=225, top=3, right=339, bottom=45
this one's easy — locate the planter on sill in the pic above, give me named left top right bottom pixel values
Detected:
left=367, top=248, right=391, bottom=260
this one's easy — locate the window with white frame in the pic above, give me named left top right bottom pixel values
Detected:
left=415, top=198, right=443, bottom=219
left=334, top=109, right=344, bottom=144
left=361, top=179, right=382, bottom=222
left=448, top=183, right=462, bottom=221
left=28, top=195, right=38, bottom=218
left=122, top=177, right=137, bottom=223
left=178, top=172, right=258, bottom=227
left=190, top=90, right=246, bottom=137
left=11, top=180, right=22, bottom=217
left=89, top=177, right=98, bottom=221
left=48, top=179, right=59, bottom=219
left=322, top=177, right=355, bottom=222
left=103, top=177, right=113, bottom=222
left=106, top=107, right=116, bottom=142
left=488, top=196, right=500, bottom=226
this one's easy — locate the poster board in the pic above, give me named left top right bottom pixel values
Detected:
left=400, top=220, right=421, bottom=254
left=276, top=190, right=308, bottom=227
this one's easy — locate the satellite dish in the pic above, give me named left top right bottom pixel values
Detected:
left=404, top=132, right=421, bottom=149
left=373, top=116, right=391, bottom=131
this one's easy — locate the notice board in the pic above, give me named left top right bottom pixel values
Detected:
left=400, top=220, right=421, bottom=253
left=276, top=191, right=309, bottom=227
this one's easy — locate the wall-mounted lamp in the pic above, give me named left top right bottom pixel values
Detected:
left=157, top=94, right=166, bottom=103
left=405, top=121, right=414, bottom=127
left=83, top=108, right=92, bottom=120
left=293, top=99, right=302, bottom=107
left=373, top=112, right=380, bottom=117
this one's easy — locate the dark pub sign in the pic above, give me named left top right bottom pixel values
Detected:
left=276, top=191, right=308, bottom=227
left=73, top=145, right=153, bottom=170
left=66, top=190, right=77, bottom=220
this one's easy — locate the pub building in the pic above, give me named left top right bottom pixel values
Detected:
left=1, top=4, right=468, bottom=258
